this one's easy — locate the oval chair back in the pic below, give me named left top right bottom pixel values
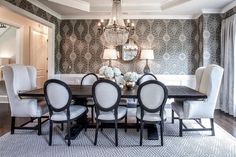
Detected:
left=138, top=80, right=168, bottom=117
left=92, top=79, right=121, bottom=119
left=81, top=73, right=98, bottom=85
left=137, top=73, right=157, bottom=85
left=44, top=79, right=72, bottom=117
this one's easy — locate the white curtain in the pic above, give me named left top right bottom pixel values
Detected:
left=220, top=14, right=236, bottom=117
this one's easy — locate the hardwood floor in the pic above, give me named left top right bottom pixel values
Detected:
left=0, top=103, right=29, bottom=136
left=1, top=103, right=236, bottom=138
left=214, top=109, right=236, bottom=137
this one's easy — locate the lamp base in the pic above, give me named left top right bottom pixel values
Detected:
left=143, top=64, right=150, bottom=73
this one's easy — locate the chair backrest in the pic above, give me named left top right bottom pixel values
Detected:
left=138, top=80, right=168, bottom=117
left=195, top=64, right=224, bottom=108
left=2, top=64, right=38, bottom=117
left=44, top=79, right=72, bottom=115
left=92, top=79, right=121, bottom=114
left=81, top=73, right=98, bottom=85
left=137, top=73, right=157, bottom=85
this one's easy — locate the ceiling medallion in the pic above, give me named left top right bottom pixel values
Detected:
left=98, top=0, right=135, bottom=47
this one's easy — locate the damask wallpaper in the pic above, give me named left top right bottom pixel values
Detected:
left=199, top=14, right=222, bottom=66
left=223, top=6, right=236, bottom=19
left=2, top=0, right=235, bottom=75
left=59, top=19, right=199, bottom=74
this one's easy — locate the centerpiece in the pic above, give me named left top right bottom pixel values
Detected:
left=123, top=72, right=139, bottom=89
left=99, top=66, right=122, bottom=81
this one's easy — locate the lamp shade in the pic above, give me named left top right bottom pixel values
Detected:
left=140, top=50, right=154, bottom=60
left=103, top=49, right=117, bottom=60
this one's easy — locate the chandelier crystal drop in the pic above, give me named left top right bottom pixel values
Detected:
left=98, top=0, right=135, bottom=47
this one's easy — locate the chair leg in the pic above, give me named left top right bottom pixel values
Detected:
left=11, top=117, right=15, bottom=134
left=136, top=118, right=139, bottom=132
left=179, top=119, right=183, bottom=137
left=210, top=118, right=215, bottom=136
left=94, top=121, right=99, bottom=146
left=61, top=123, right=64, bottom=131
left=38, top=117, right=41, bottom=135
left=160, top=121, right=164, bottom=146
left=67, top=121, right=71, bottom=146
left=124, top=114, right=127, bottom=132
left=171, top=110, right=174, bottom=124
left=100, top=123, right=103, bottom=132
left=115, top=121, right=118, bottom=147
left=140, top=120, right=144, bottom=146
left=49, top=120, right=53, bottom=146
left=91, top=106, right=94, bottom=123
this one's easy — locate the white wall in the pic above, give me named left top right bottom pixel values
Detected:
left=0, top=27, right=17, bottom=63
left=0, top=7, right=48, bottom=65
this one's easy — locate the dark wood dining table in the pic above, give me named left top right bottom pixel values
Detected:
left=19, top=85, right=207, bottom=100
left=18, top=85, right=207, bottom=140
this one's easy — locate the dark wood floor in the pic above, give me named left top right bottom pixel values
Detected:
left=1, top=103, right=236, bottom=137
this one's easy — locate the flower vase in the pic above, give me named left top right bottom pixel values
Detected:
left=125, top=81, right=135, bottom=90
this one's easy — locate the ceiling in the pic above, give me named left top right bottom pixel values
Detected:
left=31, top=0, right=236, bottom=19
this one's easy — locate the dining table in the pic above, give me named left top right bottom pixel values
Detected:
left=18, top=85, right=207, bottom=140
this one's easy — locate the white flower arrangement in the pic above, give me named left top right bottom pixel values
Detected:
left=123, top=72, right=139, bottom=82
left=113, top=67, right=121, bottom=77
left=99, top=66, right=122, bottom=78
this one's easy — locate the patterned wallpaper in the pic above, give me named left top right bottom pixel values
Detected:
left=223, top=6, right=236, bottom=19
left=3, top=0, right=236, bottom=75
left=199, top=14, right=222, bottom=66
left=59, top=19, right=199, bottom=74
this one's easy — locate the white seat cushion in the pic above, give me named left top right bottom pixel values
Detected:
left=136, top=107, right=166, bottom=122
left=97, top=106, right=127, bottom=121
left=51, top=105, right=87, bottom=121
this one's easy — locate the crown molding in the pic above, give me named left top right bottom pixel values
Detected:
left=221, top=0, right=236, bottom=13
left=27, top=0, right=62, bottom=19
left=62, top=14, right=196, bottom=20
left=201, top=9, right=222, bottom=14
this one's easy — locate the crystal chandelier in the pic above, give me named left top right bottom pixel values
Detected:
left=98, top=0, right=135, bottom=47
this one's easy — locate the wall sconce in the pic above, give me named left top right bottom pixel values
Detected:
left=140, top=49, right=154, bottom=73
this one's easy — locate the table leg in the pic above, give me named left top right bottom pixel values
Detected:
left=147, top=124, right=159, bottom=140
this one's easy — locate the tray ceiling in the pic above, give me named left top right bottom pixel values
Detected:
left=30, top=0, right=235, bottom=19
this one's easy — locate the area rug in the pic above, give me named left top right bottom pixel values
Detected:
left=0, top=117, right=236, bottom=157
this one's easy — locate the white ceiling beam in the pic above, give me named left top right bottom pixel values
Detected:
left=161, top=0, right=191, bottom=10
left=27, top=0, right=62, bottom=19
left=48, top=0, right=90, bottom=12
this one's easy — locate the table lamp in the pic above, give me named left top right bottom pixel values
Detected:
left=140, top=49, right=154, bottom=73
left=103, top=48, right=117, bottom=67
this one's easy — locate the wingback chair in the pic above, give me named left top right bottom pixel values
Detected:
left=2, top=64, right=48, bottom=135
left=171, top=64, right=224, bottom=136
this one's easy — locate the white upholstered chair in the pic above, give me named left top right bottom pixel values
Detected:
left=2, top=64, right=48, bottom=135
left=44, top=79, right=87, bottom=146
left=136, top=80, right=168, bottom=146
left=92, top=79, right=127, bottom=146
left=81, top=73, right=98, bottom=123
left=171, top=64, right=224, bottom=136
left=137, top=73, right=157, bottom=85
